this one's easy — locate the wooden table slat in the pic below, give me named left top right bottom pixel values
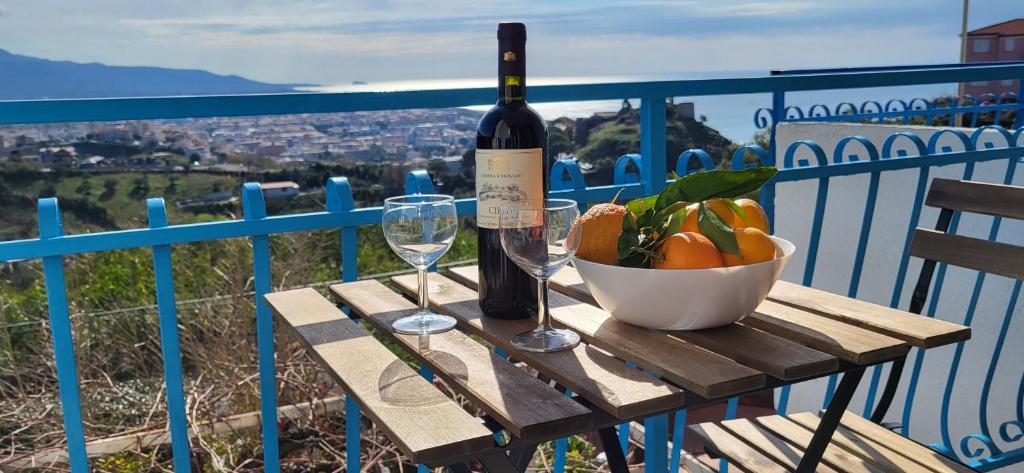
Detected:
left=388, top=273, right=686, bottom=419
left=457, top=265, right=840, bottom=381
left=331, top=280, right=594, bottom=439
left=768, top=280, right=971, bottom=348
left=746, top=300, right=910, bottom=365
left=264, top=288, right=493, bottom=465
left=444, top=268, right=766, bottom=399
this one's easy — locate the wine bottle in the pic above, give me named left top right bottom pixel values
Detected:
left=476, top=22, right=548, bottom=319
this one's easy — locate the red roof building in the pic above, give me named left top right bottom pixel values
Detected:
left=963, top=19, right=1024, bottom=98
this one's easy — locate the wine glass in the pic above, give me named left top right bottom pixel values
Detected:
left=499, top=199, right=582, bottom=352
left=382, top=194, right=459, bottom=335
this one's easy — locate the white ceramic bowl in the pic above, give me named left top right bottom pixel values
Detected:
left=572, top=236, right=795, bottom=330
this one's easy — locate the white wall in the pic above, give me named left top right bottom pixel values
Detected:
left=773, top=122, right=1024, bottom=460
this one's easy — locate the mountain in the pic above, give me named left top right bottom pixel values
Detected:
left=0, top=48, right=298, bottom=100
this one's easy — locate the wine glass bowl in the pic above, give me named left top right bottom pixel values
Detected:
left=499, top=199, right=582, bottom=352
left=382, top=194, right=459, bottom=335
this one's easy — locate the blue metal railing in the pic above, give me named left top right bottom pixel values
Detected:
left=1, top=62, right=1023, bottom=472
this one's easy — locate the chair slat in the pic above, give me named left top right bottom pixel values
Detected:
left=389, top=273, right=686, bottom=420
left=265, top=288, right=493, bottom=465
left=925, top=178, right=1024, bottom=219
left=714, top=418, right=845, bottom=473
left=787, top=412, right=972, bottom=473
left=442, top=268, right=766, bottom=399
left=745, top=301, right=909, bottom=365
left=752, top=416, right=892, bottom=473
left=828, top=411, right=976, bottom=473
left=331, top=280, right=593, bottom=439
left=688, top=422, right=789, bottom=473
left=768, top=281, right=970, bottom=348
left=910, top=228, right=1024, bottom=280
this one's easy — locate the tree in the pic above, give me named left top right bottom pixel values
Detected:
left=427, top=159, right=449, bottom=178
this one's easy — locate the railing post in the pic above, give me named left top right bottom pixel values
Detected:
left=38, top=198, right=89, bottom=472
left=550, top=158, right=587, bottom=212
left=764, top=90, right=785, bottom=232
left=326, top=177, right=362, bottom=472
left=241, top=183, right=280, bottom=473
left=640, top=96, right=667, bottom=195
left=146, top=198, right=192, bottom=473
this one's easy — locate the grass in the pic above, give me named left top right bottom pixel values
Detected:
left=17, top=172, right=241, bottom=226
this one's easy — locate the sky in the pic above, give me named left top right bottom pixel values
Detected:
left=0, top=0, right=1020, bottom=85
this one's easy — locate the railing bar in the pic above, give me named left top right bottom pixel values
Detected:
left=37, top=198, right=90, bottom=473
left=5, top=142, right=1021, bottom=262
left=146, top=198, right=192, bottom=473
left=242, top=183, right=280, bottom=473
left=719, top=397, right=739, bottom=472
left=852, top=169, right=882, bottom=417
left=940, top=155, right=1018, bottom=453
left=0, top=184, right=647, bottom=261
left=640, top=96, right=668, bottom=196
left=978, top=280, right=1021, bottom=444
left=668, top=409, right=687, bottom=473
left=900, top=159, right=978, bottom=437
left=4, top=64, right=1024, bottom=125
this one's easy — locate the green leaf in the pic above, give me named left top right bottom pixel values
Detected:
left=655, top=168, right=777, bottom=211
left=652, top=201, right=689, bottom=226
left=621, top=210, right=638, bottom=232
left=654, top=180, right=689, bottom=212
left=663, top=209, right=685, bottom=236
left=617, top=211, right=641, bottom=262
left=617, top=250, right=649, bottom=268
left=635, top=208, right=656, bottom=229
left=698, top=202, right=739, bottom=255
left=720, top=198, right=749, bottom=224
left=626, top=195, right=657, bottom=214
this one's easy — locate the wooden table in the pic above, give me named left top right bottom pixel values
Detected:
left=264, top=265, right=969, bottom=473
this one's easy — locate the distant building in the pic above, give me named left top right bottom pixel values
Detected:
left=963, top=18, right=1024, bottom=98
left=261, top=181, right=300, bottom=200
left=39, top=146, right=78, bottom=166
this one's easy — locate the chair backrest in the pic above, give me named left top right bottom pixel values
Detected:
left=906, top=178, right=1024, bottom=314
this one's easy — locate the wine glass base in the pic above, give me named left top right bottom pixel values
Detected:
left=510, top=327, right=581, bottom=353
left=392, top=311, right=457, bottom=335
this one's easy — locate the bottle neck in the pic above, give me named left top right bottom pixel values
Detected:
left=498, top=39, right=526, bottom=104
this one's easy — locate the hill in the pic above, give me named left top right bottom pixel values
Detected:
left=0, top=48, right=298, bottom=100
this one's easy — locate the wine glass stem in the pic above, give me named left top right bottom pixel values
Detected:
left=417, top=268, right=430, bottom=314
left=536, top=278, right=552, bottom=331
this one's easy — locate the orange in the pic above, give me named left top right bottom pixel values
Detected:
left=575, top=203, right=628, bottom=265
left=721, top=227, right=777, bottom=266
left=680, top=198, right=734, bottom=234
left=731, top=198, right=770, bottom=233
left=653, top=232, right=725, bottom=269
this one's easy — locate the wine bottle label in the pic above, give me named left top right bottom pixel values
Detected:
left=475, top=148, right=544, bottom=229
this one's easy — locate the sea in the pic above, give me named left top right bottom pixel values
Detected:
left=306, top=71, right=955, bottom=143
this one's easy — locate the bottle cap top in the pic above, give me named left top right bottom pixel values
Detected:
left=497, top=22, right=526, bottom=41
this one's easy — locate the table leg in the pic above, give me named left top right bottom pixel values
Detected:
left=598, top=426, right=631, bottom=473
left=508, top=443, right=540, bottom=472
left=478, top=451, right=521, bottom=473
left=795, top=367, right=866, bottom=473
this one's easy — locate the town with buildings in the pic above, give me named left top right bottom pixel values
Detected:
left=0, top=108, right=480, bottom=173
